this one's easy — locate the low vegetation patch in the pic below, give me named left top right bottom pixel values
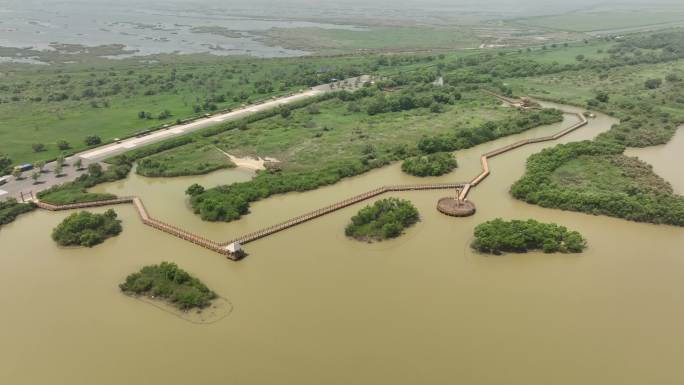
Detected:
left=119, top=262, right=217, bottom=310
left=0, top=199, right=36, bottom=228
left=183, top=93, right=555, bottom=222
left=416, top=108, right=564, bottom=153
left=345, top=198, right=419, bottom=241
left=51, top=209, right=122, bottom=247
left=38, top=158, right=131, bottom=205
left=401, top=152, right=457, bottom=176
left=136, top=145, right=235, bottom=177
left=471, top=218, right=587, bottom=254
left=511, top=141, right=684, bottom=226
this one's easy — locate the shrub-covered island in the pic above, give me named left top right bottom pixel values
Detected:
left=345, top=198, right=419, bottom=241
left=51, top=209, right=123, bottom=247
left=471, top=218, right=587, bottom=254
left=401, top=152, right=457, bottom=177
left=119, top=262, right=217, bottom=310
left=511, top=141, right=684, bottom=226
left=0, top=199, right=36, bottom=228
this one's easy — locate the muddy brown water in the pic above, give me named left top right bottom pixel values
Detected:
left=1, top=103, right=683, bottom=385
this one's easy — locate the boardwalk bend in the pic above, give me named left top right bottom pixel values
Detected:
left=33, top=94, right=588, bottom=259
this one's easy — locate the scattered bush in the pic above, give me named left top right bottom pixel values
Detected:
left=84, top=135, right=102, bottom=146
left=644, top=78, right=663, bottom=89
left=57, top=140, right=71, bottom=150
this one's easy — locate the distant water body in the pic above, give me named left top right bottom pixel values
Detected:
left=0, top=1, right=365, bottom=62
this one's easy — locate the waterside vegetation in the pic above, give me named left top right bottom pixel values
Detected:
left=0, top=199, right=36, bottom=228
left=345, top=198, right=419, bottom=242
left=51, top=209, right=122, bottom=247
left=119, top=262, right=217, bottom=310
left=511, top=141, right=684, bottom=226
left=471, top=218, right=587, bottom=254
left=401, top=152, right=457, bottom=177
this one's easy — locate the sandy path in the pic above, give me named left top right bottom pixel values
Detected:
left=214, top=147, right=279, bottom=171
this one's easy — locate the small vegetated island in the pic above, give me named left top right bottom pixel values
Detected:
left=119, top=262, right=217, bottom=310
left=471, top=218, right=587, bottom=255
left=345, top=198, right=419, bottom=241
left=51, top=209, right=122, bottom=247
left=511, top=141, right=684, bottom=226
left=401, top=152, right=457, bottom=177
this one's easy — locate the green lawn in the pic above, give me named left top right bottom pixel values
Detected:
left=259, top=26, right=480, bottom=54
left=137, top=144, right=235, bottom=177
left=513, top=10, right=684, bottom=32
left=0, top=54, right=386, bottom=166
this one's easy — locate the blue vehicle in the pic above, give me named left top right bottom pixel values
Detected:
left=15, top=164, right=33, bottom=172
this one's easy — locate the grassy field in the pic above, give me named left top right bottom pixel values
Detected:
left=0, top=53, right=390, bottom=166
left=258, top=26, right=481, bottom=54
left=507, top=59, right=684, bottom=123
left=512, top=10, right=684, bottom=32
left=520, top=41, right=616, bottom=64
left=137, top=144, right=235, bottom=177
left=551, top=155, right=674, bottom=196
left=141, top=90, right=515, bottom=176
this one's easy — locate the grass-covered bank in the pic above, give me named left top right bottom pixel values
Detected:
left=511, top=141, right=684, bottom=226
left=471, top=218, right=586, bottom=254
left=119, top=262, right=217, bottom=310
left=51, top=209, right=122, bottom=247
left=345, top=198, right=419, bottom=242
left=136, top=145, right=236, bottom=177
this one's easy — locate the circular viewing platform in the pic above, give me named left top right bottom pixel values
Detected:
left=437, top=197, right=476, bottom=217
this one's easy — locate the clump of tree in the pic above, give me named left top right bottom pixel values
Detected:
left=0, top=153, right=12, bottom=175
left=345, top=198, right=419, bottom=242
left=363, top=84, right=461, bottom=116
left=84, top=135, right=102, bottom=146
left=51, top=209, right=122, bottom=248
left=644, top=78, right=663, bottom=89
left=57, top=140, right=71, bottom=150
left=471, top=218, right=587, bottom=254
left=0, top=199, right=36, bottom=227
left=417, top=109, right=563, bottom=154
left=119, top=262, right=217, bottom=310
left=401, top=152, right=457, bottom=177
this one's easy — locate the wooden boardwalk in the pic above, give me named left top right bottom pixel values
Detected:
left=458, top=109, right=588, bottom=201
left=33, top=93, right=588, bottom=259
left=35, top=197, right=236, bottom=259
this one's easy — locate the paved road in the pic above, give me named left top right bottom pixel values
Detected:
left=0, top=76, right=370, bottom=201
